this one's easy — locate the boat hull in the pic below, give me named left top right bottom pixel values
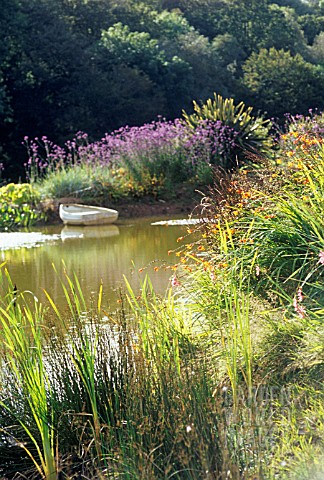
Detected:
left=59, top=203, right=119, bottom=226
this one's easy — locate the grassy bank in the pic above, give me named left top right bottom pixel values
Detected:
left=0, top=109, right=323, bottom=478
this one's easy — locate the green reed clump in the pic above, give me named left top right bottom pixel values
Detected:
left=0, top=267, right=224, bottom=478
left=0, top=271, right=57, bottom=479
left=178, top=209, right=324, bottom=478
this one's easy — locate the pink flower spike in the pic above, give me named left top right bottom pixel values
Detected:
left=297, top=287, right=304, bottom=302
left=255, top=265, right=260, bottom=277
left=293, top=297, right=306, bottom=319
left=210, top=271, right=216, bottom=282
left=171, top=275, right=181, bottom=287
left=318, top=250, right=324, bottom=265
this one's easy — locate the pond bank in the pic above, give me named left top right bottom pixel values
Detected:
left=41, top=192, right=202, bottom=224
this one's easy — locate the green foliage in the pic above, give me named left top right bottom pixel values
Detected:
left=1, top=0, right=323, bottom=176
left=101, top=22, right=164, bottom=73
left=309, top=31, right=324, bottom=63
left=0, top=183, right=44, bottom=230
left=37, top=162, right=171, bottom=203
left=100, top=20, right=193, bottom=116
left=179, top=219, right=324, bottom=476
left=0, top=182, right=39, bottom=205
left=0, top=272, right=57, bottom=479
left=243, top=47, right=324, bottom=117
left=298, top=13, right=324, bottom=43
left=262, top=4, right=308, bottom=56
left=183, top=93, right=271, bottom=168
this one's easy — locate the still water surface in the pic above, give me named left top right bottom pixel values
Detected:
left=0, top=216, right=194, bottom=308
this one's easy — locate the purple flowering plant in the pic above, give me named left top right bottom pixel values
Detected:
left=23, top=115, right=249, bottom=200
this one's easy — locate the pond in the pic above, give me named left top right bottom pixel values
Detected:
left=0, top=215, right=199, bottom=310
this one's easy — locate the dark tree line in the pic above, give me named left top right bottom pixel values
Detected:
left=1, top=0, right=324, bottom=179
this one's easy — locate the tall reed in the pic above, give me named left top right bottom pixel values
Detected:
left=0, top=270, right=57, bottom=479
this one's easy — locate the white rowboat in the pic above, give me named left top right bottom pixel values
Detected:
left=59, top=203, right=119, bottom=226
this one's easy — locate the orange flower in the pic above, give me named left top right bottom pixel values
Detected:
left=242, top=191, right=251, bottom=198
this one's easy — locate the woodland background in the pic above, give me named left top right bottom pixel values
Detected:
left=1, top=0, right=324, bottom=179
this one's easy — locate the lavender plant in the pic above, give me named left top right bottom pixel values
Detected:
left=24, top=113, right=272, bottom=203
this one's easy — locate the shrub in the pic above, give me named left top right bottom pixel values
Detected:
left=182, top=92, right=272, bottom=169
left=0, top=183, right=44, bottom=230
left=243, top=48, right=324, bottom=118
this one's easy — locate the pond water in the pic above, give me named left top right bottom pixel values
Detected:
left=0, top=216, right=198, bottom=310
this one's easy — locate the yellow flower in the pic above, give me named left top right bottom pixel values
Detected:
left=219, top=262, right=228, bottom=268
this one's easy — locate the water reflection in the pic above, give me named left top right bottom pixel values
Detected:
left=61, top=224, right=120, bottom=241
left=0, top=217, right=193, bottom=308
